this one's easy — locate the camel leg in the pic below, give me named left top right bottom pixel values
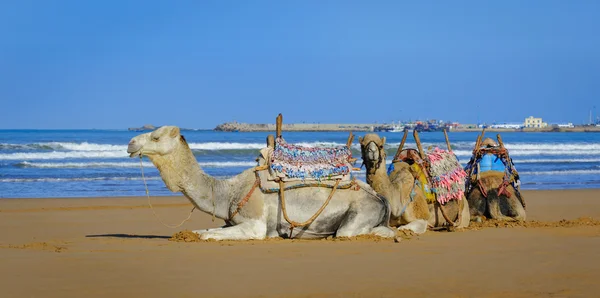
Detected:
left=193, top=220, right=267, bottom=241
left=458, top=198, right=471, bottom=228
left=488, top=196, right=517, bottom=221
left=397, top=219, right=428, bottom=234
left=508, top=197, right=527, bottom=221
left=191, top=224, right=233, bottom=234
left=467, top=191, right=487, bottom=220
left=336, top=212, right=395, bottom=238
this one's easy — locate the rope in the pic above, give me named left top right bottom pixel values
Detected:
left=279, top=179, right=340, bottom=238
left=139, top=156, right=195, bottom=229
left=436, top=200, right=456, bottom=227
left=229, top=176, right=260, bottom=220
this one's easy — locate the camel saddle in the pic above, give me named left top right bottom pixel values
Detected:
left=259, top=137, right=354, bottom=183
left=391, top=149, right=436, bottom=203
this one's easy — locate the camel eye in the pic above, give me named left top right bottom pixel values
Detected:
left=151, top=136, right=160, bottom=142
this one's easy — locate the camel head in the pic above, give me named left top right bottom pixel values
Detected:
left=127, top=126, right=184, bottom=158
left=127, top=126, right=198, bottom=192
left=481, top=137, right=498, bottom=148
left=359, top=134, right=386, bottom=171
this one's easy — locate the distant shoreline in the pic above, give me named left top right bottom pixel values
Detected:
left=125, top=123, right=600, bottom=133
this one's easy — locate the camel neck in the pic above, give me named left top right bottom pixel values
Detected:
left=365, top=162, right=392, bottom=197
left=147, top=142, right=232, bottom=220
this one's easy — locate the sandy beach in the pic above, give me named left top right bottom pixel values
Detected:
left=1, top=189, right=599, bottom=298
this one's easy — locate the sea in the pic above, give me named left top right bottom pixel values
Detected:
left=1, top=129, right=599, bottom=198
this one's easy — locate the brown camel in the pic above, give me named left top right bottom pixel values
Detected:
left=359, top=134, right=470, bottom=233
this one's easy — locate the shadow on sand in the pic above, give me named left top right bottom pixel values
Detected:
left=86, top=234, right=170, bottom=239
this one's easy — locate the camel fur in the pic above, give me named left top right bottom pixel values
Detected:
left=127, top=126, right=396, bottom=241
left=359, top=134, right=470, bottom=233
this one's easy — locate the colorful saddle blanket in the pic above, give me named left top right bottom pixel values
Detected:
left=262, top=137, right=354, bottom=182
left=425, top=148, right=467, bottom=204
left=389, top=148, right=466, bottom=204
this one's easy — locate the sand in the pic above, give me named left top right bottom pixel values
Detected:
left=1, top=189, right=600, bottom=298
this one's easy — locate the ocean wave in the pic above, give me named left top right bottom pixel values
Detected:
left=0, top=151, right=128, bottom=160
left=3, top=140, right=599, bottom=152
left=13, top=161, right=258, bottom=168
left=370, top=158, right=600, bottom=166
left=513, top=158, right=600, bottom=164
left=451, top=149, right=600, bottom=157
left=520, top=169, right=600, bottom=175
left=14, top=161, right=155, bottom=168
left=0, top=142, right=126, bottom=151
left=0, top=176, right=161, bottom=183
left=188, top=142, right=264, bottom=150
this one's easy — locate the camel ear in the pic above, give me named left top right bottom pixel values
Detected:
left=358, top=136, right=363, bottom=144
left=381, top=137, right=386, bottom=145
left=169, top=127, right=180, bottom=138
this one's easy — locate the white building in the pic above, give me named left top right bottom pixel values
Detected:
left=555, top=123, right=574, bottom=128
left=524, top=116, right=548, bottom=128
left=490, top=123, right=523, bottom=129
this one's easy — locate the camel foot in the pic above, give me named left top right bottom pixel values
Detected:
left=370, top=226, right=396, bottom=238
left=397, top=219, right=428, bottom=234
left=472, top=215, right=486, bottom=223
left=193, top=221, right=267, bottom=241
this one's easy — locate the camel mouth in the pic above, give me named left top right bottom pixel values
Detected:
left=127, top=141, right=143, bottom=158
left=128, top=151, right=141, bottom=158
left=127, top=144, right=142, bottom=158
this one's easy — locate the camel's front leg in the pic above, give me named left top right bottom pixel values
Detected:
left=191, top=224, right=231, bottom=234
left=193, top=220, right=267, bottom=241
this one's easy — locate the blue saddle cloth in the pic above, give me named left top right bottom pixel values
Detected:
left=478, top=153, right=506, bottom=173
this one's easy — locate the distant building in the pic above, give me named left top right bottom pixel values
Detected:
left=524, top=116, right=548, bottom=128
left=553, top=123, right=574, bottom=128
left=491, top=123, right=523, bottom=129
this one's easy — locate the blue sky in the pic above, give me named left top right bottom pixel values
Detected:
left=1, top=1, right=599, bottom=129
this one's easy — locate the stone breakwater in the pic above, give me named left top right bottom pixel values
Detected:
left=214, top=122, right=377, bottom=132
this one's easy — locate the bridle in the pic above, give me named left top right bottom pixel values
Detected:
left=360, top=141, right=386, bottom=173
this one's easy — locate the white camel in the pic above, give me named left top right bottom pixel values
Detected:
left=127, top=126, right=396, bottom=241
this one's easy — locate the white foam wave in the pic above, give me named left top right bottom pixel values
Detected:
left=452, top=149, right=600, bottom=157
left=199, top=161, right=257, bottom=168
left=365, top=158, right=600, bottom=166
left=16, top=161, right=155, bottom=168
left=14, top=161, right=257, bottom=168
left=189, top=141, right=351, bottom=150
left=0, top=142, right=127, bottom=151
left=0, top=151, right=128, bottom=160
left=513, top=158, right=600, bottom=164
left=384, top=142, right=600, bottom=151
left=505, top=143, right=600, bottom=151
left=187, top=142, right=264, bottom=150
left=521, top=169, right=600, bottom=175
left=50, top=142, right=126, bottom=151
left=0, top=176, right=161, bottom=183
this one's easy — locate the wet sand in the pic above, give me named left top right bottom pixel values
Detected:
left=1, top=189, right=600, bottom=298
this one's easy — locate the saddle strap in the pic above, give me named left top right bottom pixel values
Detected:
left=279, top=179, right=340, bottom=238
left=229, top=176, right=261, bottom=220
